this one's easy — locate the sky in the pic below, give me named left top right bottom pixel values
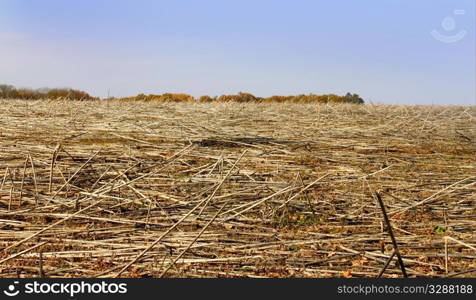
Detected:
left=0, top=0, right=474, bottom=105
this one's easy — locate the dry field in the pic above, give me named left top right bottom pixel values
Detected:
left=0, top=99, right=475, bottom=278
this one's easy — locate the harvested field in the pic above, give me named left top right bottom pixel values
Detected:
left=0, top=99, right=475, bottom=278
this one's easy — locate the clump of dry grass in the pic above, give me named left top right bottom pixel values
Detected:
left=0, top=99, right=474, bottom=278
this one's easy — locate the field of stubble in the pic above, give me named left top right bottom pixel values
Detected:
left=0, top=99, right=475, bottom=278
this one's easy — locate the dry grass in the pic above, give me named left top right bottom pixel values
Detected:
left=0, top=99, right=475, bottom=278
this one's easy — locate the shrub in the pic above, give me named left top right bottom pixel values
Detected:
left=263, top=95, right=290, bottom=103
left=198, top=95, right=215, bottom=102
left=131, top=93, right=195, bottom=102
left=343, top=92, right=365, bottom=104
left=217, top=92, right=258, bottom=103
left=160, top=93, right=195, bottom=102
left=45, top=88, right=92, bottom=100
left=327, top=94, right=342, bottom=103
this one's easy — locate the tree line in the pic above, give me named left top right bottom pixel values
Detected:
left=115, top=92, right=365, bottom=104
left=1, top=84, right=364, bottom=104
left=0, top=84, right=95, bottom=100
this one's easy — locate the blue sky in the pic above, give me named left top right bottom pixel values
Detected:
left=0, top=0, right=474, bottom=105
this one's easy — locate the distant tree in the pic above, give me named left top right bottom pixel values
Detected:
left=134, top=93, right=147, bottom=101
left=326, top=94, right=341, bottom=103
left=0, top=84, right=18, bottom=98
left=343, top=92, right=365, bottom=104
left=199, top=95, right=215, bottom=102
left=0, top=84, right=93, bottom=100
left=17, top=88, right=38, bottom=99
left=264, top=95, right=290, bottom=103
left=217, top=92, right=258, bottom=103
left=234, top=92, right=258, bottom=102
left=46, top=88, right=92, bottom=100
left=163, top=93, right=195, bottom=102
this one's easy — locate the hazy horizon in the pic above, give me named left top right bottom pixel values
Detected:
left=1, top=0, right=475, bottom=105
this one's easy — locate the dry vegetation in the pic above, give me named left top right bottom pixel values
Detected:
left=1, top=83, right=365, bottom=104
left=0, top=84, right=94, bottom=101
left=0, top=99, right=475, bottom=278
left=114, top=92, right=364, bottom=104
